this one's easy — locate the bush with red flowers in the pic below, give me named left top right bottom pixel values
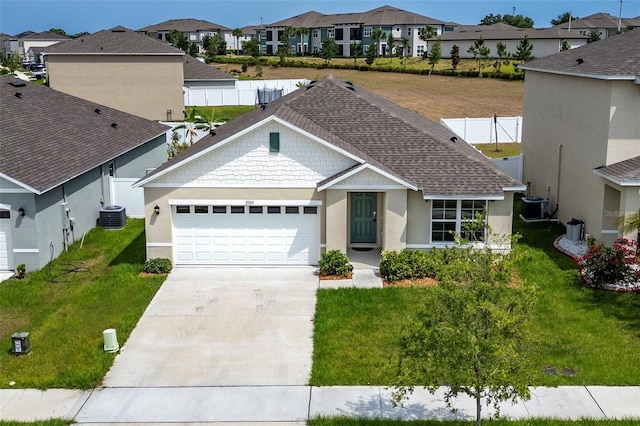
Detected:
left=577, top=238, right=640, bottom=288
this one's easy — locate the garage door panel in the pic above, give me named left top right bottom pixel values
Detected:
left=173, top=205, right=318, bottom=265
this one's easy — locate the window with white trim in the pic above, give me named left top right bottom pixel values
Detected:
left=327, top=28, right=335, bottom=38
left=431, top=200, right=486, bottom=243
left=363, top=27, right=372, bottom=37
left=417, top=45, right=425, bottom=56
left=312, top=29, right=319, bottom=38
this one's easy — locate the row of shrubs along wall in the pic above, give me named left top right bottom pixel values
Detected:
left=209, top=55, right=525, bottom=81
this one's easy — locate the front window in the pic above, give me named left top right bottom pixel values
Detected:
left=327, top=28, right=335, bottom=38
left=407, top=27, right=412, bottom=36
left=417, top=45, right=425, bottom=55
left=431, top=200, right=486, bottom=243
left=363, top=27, right=372, bottom=38
left=312, top=29, right=319, bottom=38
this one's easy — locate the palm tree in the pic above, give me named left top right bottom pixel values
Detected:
left=401, top=37, right=411, bottom=65
left=371, top=27, right=387, bottom=57
left=172, top=108, right=217, bottom=146
left=232, top=28, right=243, bottom=55
left=615, top=209, right=640, bottom=235
left=296, top=27, right=309, bottom=55
left=387, top=33, right=396, bottom=57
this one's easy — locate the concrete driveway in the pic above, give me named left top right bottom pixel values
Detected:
left=103, top=267, right=318, bottom=387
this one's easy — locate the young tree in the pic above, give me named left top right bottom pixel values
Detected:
left=401, top=37, right=411, bottom=65
left=560, top=40, right=571, bottom=51
left=365, top=43, right=376, bottom=65
left=371, top=27, right=387, bottom=57
left=188, top=42, right=198, bottom=57
left=495, top=41, right=508, bottom=71
left=515, top=35, right=534, bottom=62
left=172, top=108, right=217, bottom=146
left=467, top=37, right=489, bottom=73
left=232, top=28, right=243, bottom=54
left=242, top=37, right=261, bottom=57
left=551, top=12, right=578, bottom=26
left=587, top=30, right=601, bottom=43
left=282, top=26, right=295, bottom=55
left=450, top=44, right=460, bottom=70
left=167, top=29, right=189, bottom=51
left=203, top=34, right=226, bottom=56
left=350, top=41, right=362, bottom=65
left=391, top=228, right=536, bottom=426
left=386, top=33, right=396, bottom=57
left=427, top=37, right=441, bottom=74
left=319, top=38, right=338, bottom=65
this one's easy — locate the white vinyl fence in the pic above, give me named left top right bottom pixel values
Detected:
left=110, top=178, right=144, bottom=218
left=441, top=116, right=523, bottom=144
left=491, top=155, right=523, bottom=182
left=184, top=79, right=308, bottom=106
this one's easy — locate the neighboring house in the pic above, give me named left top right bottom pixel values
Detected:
left=2, top=30, right=34, bottom=59
left=136, top=75, right=523, bottom=266
left=555, top=12, right=640, bottom=39
left=259, top=5, right=448, bottom=58
left=26, top=46, right=45, bottom=63
left=0, top=33, right=11, bottom=58
left=19, top=31, right=69, bottom=60
left=520, top=30, right=640, bottom=245
left=0, top=75, right=169, bottom=273
left=44, top=26, right=184, bottom=121
left=137, top=18, right=232, bottom=54
left=436, top=26, right=588, bottom=59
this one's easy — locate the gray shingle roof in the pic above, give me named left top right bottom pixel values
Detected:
left=44, top=26, right=184, bottom=55
left=594, top=156, right=640, bottom=185
left=440, top=27, right=587, bottom=41
left=142, top=75, right=521, bottom=197
left=138, top=18, right=231, bottom=33
left=0, top=76, right=169, bottom=194
left=182, top=55, right=234, bottom=80
left=556, top=12, right=640, bottom=30
left=267, top=5, right=445, bottom=28
left=22, top=31, right=70, bottom=41
left=519, top=29, right=640, bottom=80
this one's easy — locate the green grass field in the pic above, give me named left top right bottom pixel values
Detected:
left=0, top=219, right=165, bottom=389
left=311, top=214, right=640, bottom=386
left=310, top=419, right=640, bottom=426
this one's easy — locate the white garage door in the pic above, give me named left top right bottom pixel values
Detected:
left=173, top=204, right=319, bottom=265
left=0, top=209, right=14, bottom=271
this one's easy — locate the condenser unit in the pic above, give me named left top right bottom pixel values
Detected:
left=99, top=205, right=126, bottom=229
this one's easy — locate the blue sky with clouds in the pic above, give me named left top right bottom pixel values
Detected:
left=1, top=0, right=638, bottom=35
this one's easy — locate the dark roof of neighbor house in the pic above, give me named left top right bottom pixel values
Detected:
left=519, top=29, right=640, bottom=80
left=0, top=76, right=169, bottom=194
left=454, top=23, right=519, bottom=31
left=138, top=18, right=231, bottom=33
left=44, top=26, right=184, bottom=55
left=22, top=31, right=70, bottom=41
left=268, top=5, right=445, bottom=28
left=594, top=156, right=640, bottom=186
left=182, top=55, right=234, bottom=80
left=555, top=12, right=640, bottom=30
left=439, top=26, right=587, bottom=41
left=140, top=75, right=522, bottom=198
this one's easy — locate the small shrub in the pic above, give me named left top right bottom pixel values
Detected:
left=15, top=263, right=26, bottom=279
left=380, top=249, right=443, bottom=281
left=319, top=250, right=352, bottom=277
left=577, top=238, right=639, bottom=287
left=241, top=63, right=248, bottom=73
left=143, top=258, right=172, bottom=274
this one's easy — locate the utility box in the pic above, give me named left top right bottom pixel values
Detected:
left=103, top=328, right=119, bottom=353
left=11, top=332, right=31, bottom=355
left=99, top=205, right=126, bottom=229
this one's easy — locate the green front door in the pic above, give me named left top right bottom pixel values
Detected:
left=350, top=192, right=377, bottom=244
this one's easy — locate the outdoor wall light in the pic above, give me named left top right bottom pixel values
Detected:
left=154, top=205, right=160, bottom=215
left=18, top=207, right=25, bottom=217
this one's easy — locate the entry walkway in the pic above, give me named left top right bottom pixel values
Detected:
left=3, top=385, right=640, bottom=422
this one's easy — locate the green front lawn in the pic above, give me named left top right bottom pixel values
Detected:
left=311, top=217, right=640, bottom=386
left=473, top=142, right=521, bottom=158
left=184, top=105, right=255, bottom=122
left=0, top=219, right=166, bottom=389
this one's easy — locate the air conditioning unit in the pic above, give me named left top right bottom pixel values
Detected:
left=99, top=205, right=126, bottom=229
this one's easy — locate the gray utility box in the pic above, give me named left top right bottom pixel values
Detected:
left=566, top=219, right=584, bottom=242
left=99, top=205, right=126, bottom=229
left=11, top=332, right=31, bottom=355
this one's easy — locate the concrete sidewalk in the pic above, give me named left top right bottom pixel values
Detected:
left=3, top=386, right=640, bottom=422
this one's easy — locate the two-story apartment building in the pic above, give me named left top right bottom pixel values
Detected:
left=138, top=18, right=232, bottom=54
left=258, top=5, right=449, bottom=58
left=3, top=30, right=67, bottom=60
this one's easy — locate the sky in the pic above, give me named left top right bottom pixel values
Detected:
left=1, top=0, right=639, bottom=35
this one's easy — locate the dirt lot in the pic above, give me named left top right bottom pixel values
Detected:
left=214, top=64, right=524, bottom=122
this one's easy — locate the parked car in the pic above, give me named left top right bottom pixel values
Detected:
left=21, top=60, right=34, bottom=69
left=29, top=63, right=44, bottom=71
left=31, top=66, right=46, bottom=80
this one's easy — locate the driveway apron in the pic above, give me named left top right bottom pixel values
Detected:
left=102, top=267, right=317, bottom=387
